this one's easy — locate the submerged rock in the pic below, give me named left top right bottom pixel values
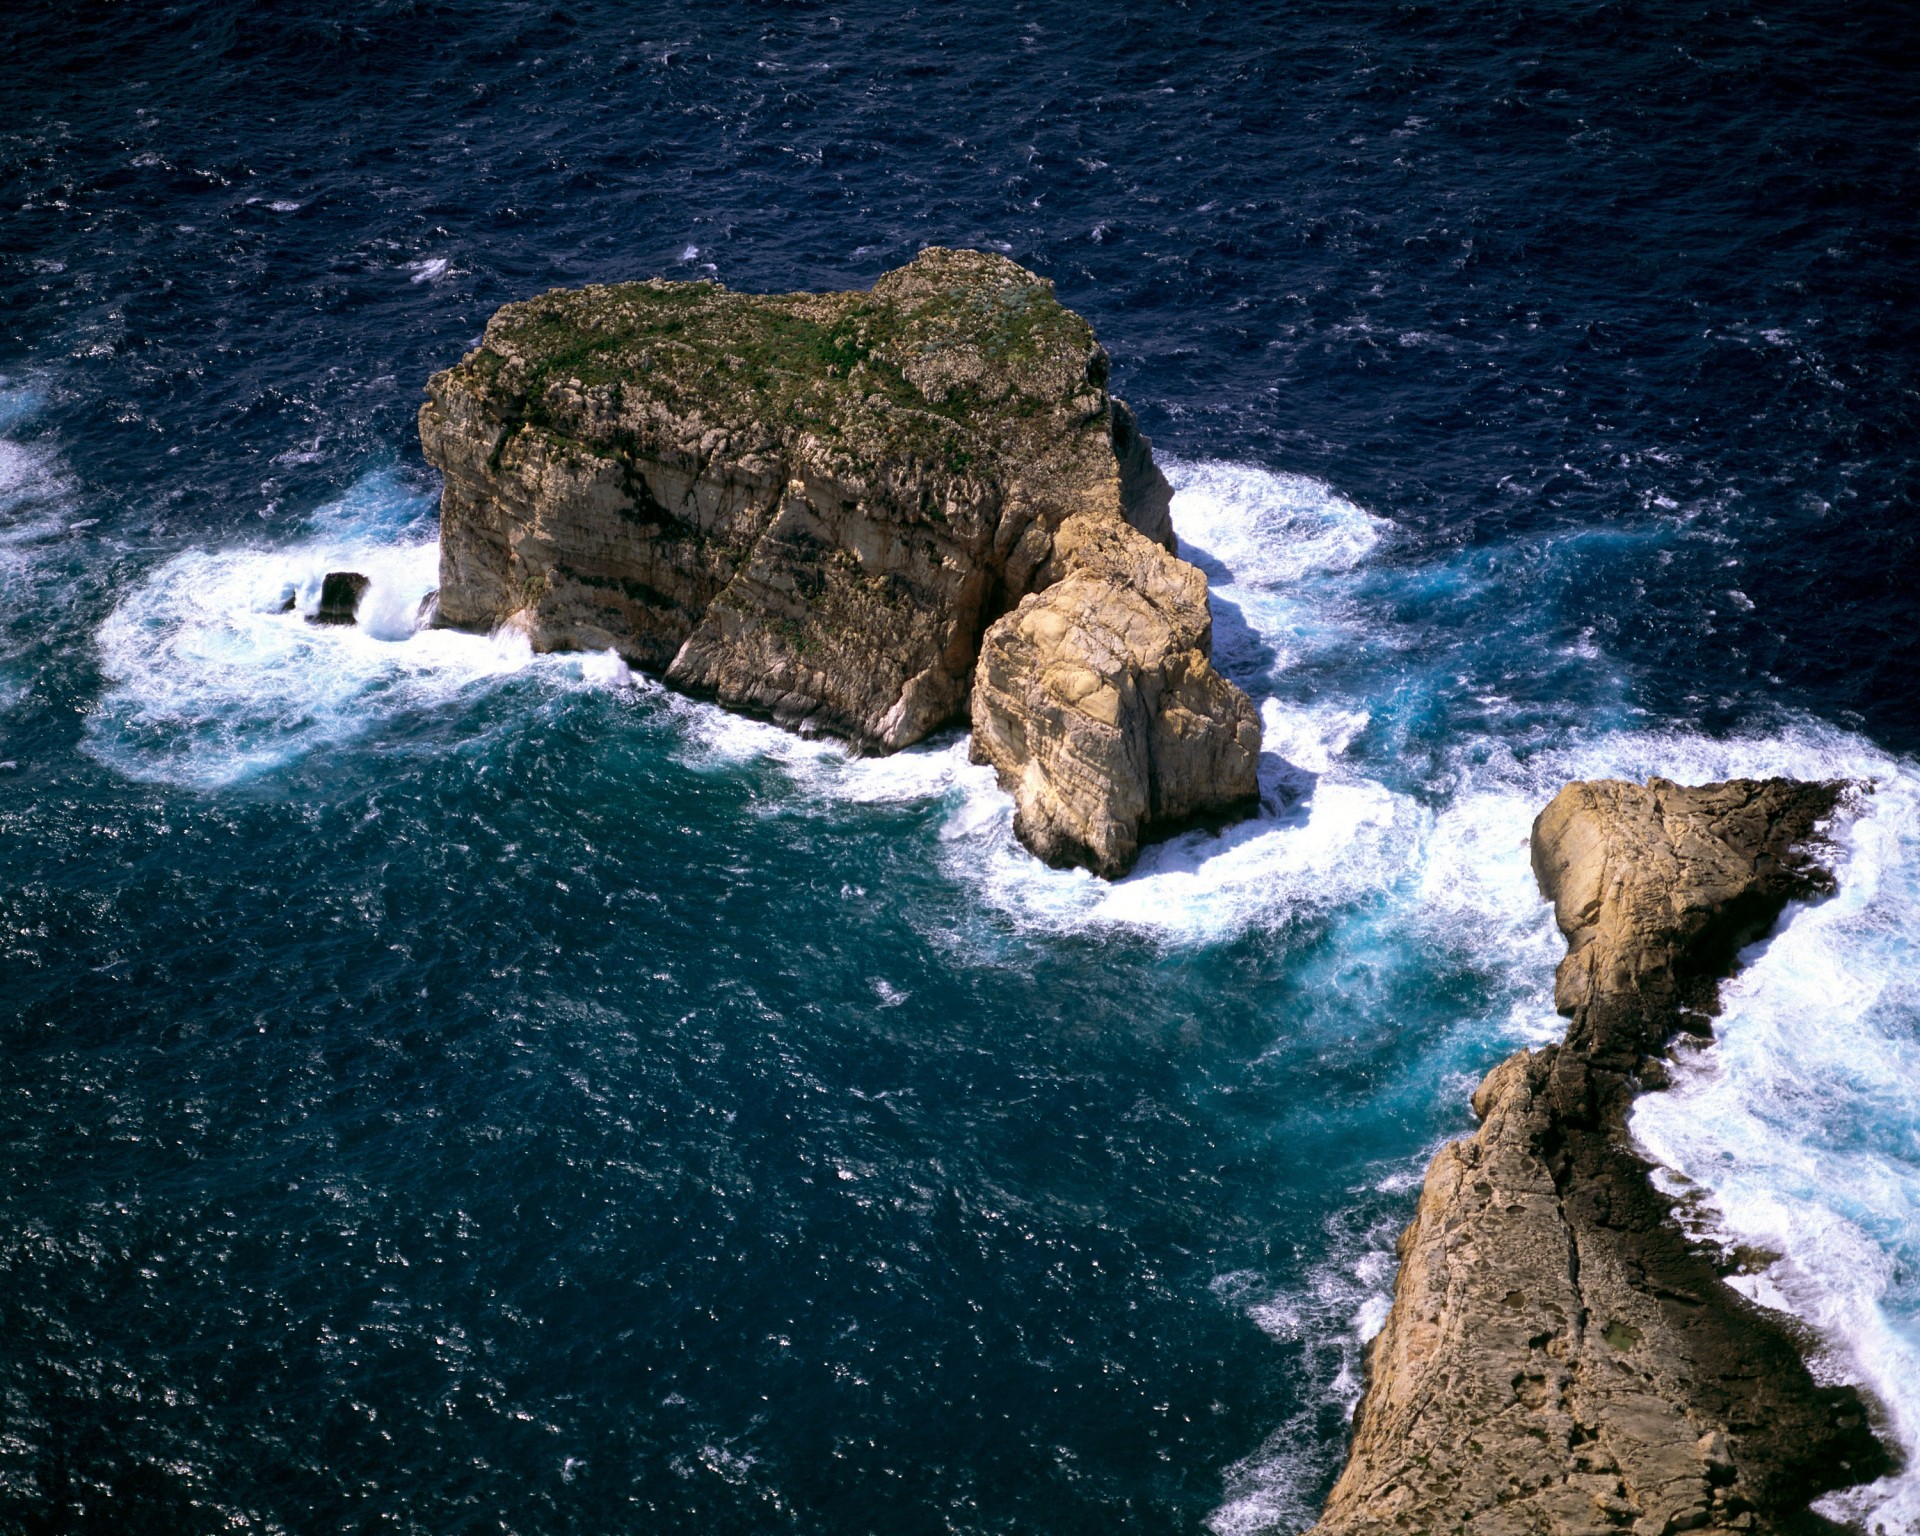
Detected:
left=1311, top=777, right=1891, bottom=1536
left=309, top=571, right=370, bottom=626
left=420, top=248, right=1257, bottom=870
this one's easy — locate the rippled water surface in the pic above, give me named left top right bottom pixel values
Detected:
left=3, top=3, right=1918, bottom=1532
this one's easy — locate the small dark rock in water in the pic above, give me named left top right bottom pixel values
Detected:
left=274, top=583, right=297, bottom=614
left=309, top=571, right=371, bottom=626
left=415, top=588, right=440, bottom=629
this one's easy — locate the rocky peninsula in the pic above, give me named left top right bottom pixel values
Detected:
left=1311, top=777, right=1892, bottom=1536
left=419, top=248, right=1258, bottom=876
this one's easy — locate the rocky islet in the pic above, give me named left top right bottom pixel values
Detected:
left=418, top=247, right=1258, bottom=877
left=309, top=570, right=371, bottom=626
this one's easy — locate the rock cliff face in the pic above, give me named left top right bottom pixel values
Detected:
left=968, top=512, right=1260, bottom=878
left=1311, top=778, right=1891, bottom=1536
left=420, top=248, right=1257, bottom=871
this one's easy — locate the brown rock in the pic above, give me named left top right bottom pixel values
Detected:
left=420, top=248, right=1189, bottom=750
left=1310, top=777, right=1891, bottom=1536
left=1532, top=777, right=1841, bottom=1073
left=968, top=511, right=1260, bottom=878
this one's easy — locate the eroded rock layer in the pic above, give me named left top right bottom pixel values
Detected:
left=1312, top=777, right=1892, bottom=1536
left=968, top=511, right=1260, bottom=878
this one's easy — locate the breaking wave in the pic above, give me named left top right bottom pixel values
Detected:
left=1635, top=768, right=1920, bottom=1532
left=85, top=470, right=631, bottom=787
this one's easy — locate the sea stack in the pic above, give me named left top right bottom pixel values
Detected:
left=419, top=248, right=1257, bottom=875
left=968, top=511, right=1261, bottom=878
left=309, top=571, right=371, bottom=626
left=1310, top=777, right=1891, bottom=1536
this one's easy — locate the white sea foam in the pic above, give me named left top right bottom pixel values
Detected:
left=85, top=470, right=550, bottom=786
left=0, top=438, right=73, bottom=550
left=1166, top=459, right=1386, bottom=588
left=0, top=387, right=81, bottom=712
left=723, top=463, right=1426, bottom=944
left=1164, top=458, right=1387, bottom=679
left=0, top=385, right=76, bottom=550
left=936, top=701, right=1419, bottom=943
left=1632, top=764, right=1920, bottom=1532
left=658, top=688, right=976, bottom=806
left=1207, top=1173, right=1417, bottom=1536
left=88, top=535, right=532, bottom=786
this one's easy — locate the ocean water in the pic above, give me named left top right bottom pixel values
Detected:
left=3, top=3, right=1918, bottom=1533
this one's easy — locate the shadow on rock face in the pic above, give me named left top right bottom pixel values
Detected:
left=1257, top=748, right=1318, bottom=823
left=1309, top=776, right=1894, bottom=1536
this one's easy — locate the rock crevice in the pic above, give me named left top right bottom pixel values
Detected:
left=1310, top=777, right=1893, bottom=1536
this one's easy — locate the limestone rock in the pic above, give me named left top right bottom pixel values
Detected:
left=420, top=248, right=1189, bottom=753
left=968, top=511, right=1260, bottom=878
left=1311, top=777, right=1890, bottom=1536
left=1532, top=777, right=1841, bottom=1072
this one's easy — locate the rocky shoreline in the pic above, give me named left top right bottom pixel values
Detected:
left=1310, top=778, right=1893, bottom=1536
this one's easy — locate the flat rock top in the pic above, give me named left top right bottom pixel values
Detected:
left=1531, top=776, right=1841, bottom=1060
left=442, top=247, right=1107, bottom=484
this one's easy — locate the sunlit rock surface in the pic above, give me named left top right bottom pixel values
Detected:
left=420, top=247, right=1257, bottom=869
left=1312, top=778, right=1891, bottom=1536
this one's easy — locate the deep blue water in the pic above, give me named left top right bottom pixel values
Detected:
left=3, top=4, right=1919, bottom=1533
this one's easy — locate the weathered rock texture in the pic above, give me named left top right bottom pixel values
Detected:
left=968, top=512, right=1260, bottom=877
left=420, top=248, right=1256, bottom=871
left=1312, top=777, right=1892, bottom=1536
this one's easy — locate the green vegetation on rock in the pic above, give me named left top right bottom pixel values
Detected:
left=451, top=248, right=1098, bottom=482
